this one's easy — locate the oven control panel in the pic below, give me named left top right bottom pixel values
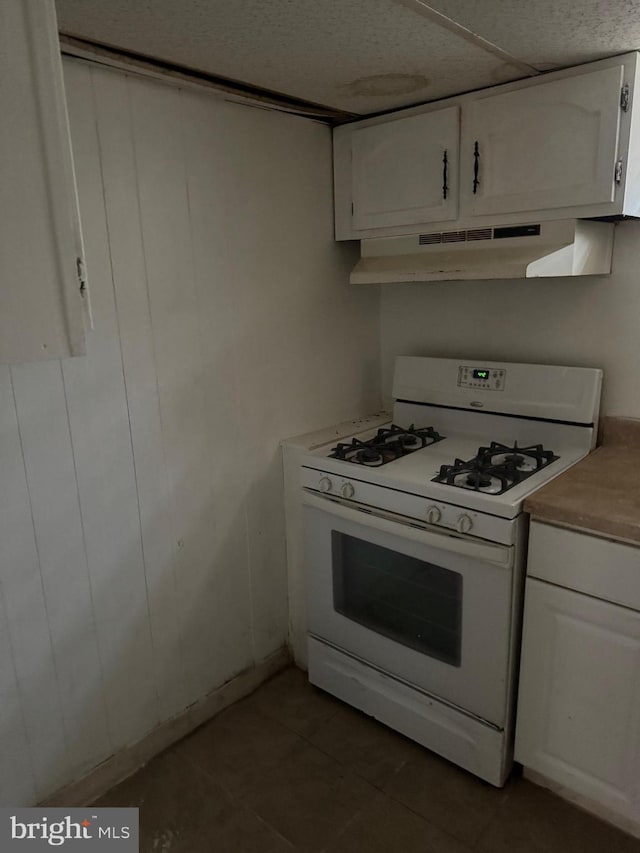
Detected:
left=301, top=467, right=517, bottom=545
left=458, top=366, right=506, bottom=391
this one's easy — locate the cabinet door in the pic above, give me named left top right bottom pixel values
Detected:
left=515, top=578, right=640, bottom=821
left=351, top=107, right=459, bottom=231
left=0, top=0, right=87, bottom=363
left=461, top=65, right=624, bottom=217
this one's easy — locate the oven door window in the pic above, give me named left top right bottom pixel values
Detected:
left=332, top=531, right=462, bottom=666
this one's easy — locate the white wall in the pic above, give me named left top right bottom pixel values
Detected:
left=380, top=221, right=640, bottom=417
left=0, top=58, right=380, bottom=806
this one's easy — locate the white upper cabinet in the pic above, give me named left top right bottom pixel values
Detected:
left=0, top=0, right=87, bottom=364
left=333, top=53, right=640, bottom=241
left=350, top=107, right=459, bottom=231
left=461, top=65, right=624, bottom=218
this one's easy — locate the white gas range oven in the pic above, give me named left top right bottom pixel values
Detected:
left=300, top=356, right=602, bottom=787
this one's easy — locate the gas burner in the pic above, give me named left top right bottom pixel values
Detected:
left=393, top=433, right=422, bottom=449
left=478, top=441, right=557, bottom=473
left=357, top=447, right=384, bottom=466
left=329, top=423, right=444, bottom=466
left=432, top=441, right=559, bottom=494
left=466, top=470, right=493, bottom=489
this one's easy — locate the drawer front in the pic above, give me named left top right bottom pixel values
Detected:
left=528, top=522, right=640, bottom=610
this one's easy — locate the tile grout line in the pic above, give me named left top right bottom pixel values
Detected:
left=171, top=676, right=380, bottom=852
left=172, top=718, right=304, bottom=849
left=92, top=669, right=640, bottom=851
left=380, top=785, right=478, bottom=852
left=246, top=810, right=298, bottom=851
left=173, top=701, right=302, bottom=794
left=95, top=670, right=494, bottom=851
left=472, top=783, right=515, bottom=851
left=241, top=677, right=472, bottom=850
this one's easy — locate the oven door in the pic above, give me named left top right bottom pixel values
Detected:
left=303, top=490, right=517, bottom=727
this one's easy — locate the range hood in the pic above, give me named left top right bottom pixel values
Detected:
left=350, top=220, right=614, bottom=284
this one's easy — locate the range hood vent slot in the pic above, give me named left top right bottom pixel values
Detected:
left=418, top=233, right=442, bottom=245
left=352, top=220, right=614, bottom=283
left=467, top=228, right=493, bottom=241
left=441, top=231, right=467, bottom=243
left=418, top=226, right=534, bottom=246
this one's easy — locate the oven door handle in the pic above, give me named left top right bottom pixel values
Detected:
left=302, top=490, right=513, bottom=568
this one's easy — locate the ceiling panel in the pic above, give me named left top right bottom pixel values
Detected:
left=427, top=0, right=640, bottom=69
left=55, top=0, right=526, bottom=114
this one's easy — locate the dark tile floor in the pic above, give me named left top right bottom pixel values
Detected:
left=96, top=666, right=640, bottom=852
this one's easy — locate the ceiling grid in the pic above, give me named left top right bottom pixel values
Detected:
left=55, top=0, right=640, bottom=115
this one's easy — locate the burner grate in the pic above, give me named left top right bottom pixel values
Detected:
left=329, top=424, right=444, bottom=467
left=432, top=441, right=559, bottom=495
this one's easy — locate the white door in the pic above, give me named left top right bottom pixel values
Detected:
left=351, top=107, right=459, bottom=230
left=0, top=0, right=87, bottom=363
left=303, top=493, right=515, bottom=727
left=515, top=578, right=640, bottom=821
left=461, top=65, right=624, bottom=218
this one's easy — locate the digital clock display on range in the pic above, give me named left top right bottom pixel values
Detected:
left=472, top=369, right=490, bottom=380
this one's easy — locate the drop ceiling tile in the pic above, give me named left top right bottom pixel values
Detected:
left=56, top=0, right=526, bottom=113
left=427, top=0, right=640, bottom=69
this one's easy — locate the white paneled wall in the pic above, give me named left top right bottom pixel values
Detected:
left=380, top=222, right=640, bottom=417
left=0, top=58, right=380, bottom=806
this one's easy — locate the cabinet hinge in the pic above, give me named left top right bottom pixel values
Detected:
left=620, top=83, right=630, bottom=112
left=76, top=256, right=87, bottom=295
left=615, top=158, right=624, bottom=184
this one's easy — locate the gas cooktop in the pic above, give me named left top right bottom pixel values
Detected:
left=298, top=357, right=601, bottom=520
left=330, top=427, right=559, bottom=496
left=304, top=418, right=588, bottom=520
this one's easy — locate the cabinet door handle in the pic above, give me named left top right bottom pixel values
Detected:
left=473, top=141, right=480, bottom=194
left=442, top=149, right=448, bottom=200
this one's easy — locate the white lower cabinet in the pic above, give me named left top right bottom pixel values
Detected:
left=515, top=524, right=640, bottom=827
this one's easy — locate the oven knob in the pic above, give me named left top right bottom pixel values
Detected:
left=425, top=505, right=441, bottom=524
left=341, top=482, right=355, bottom=499
left=319, top=476, right=333, bottom=493
left=456, top=513, right=473, bottom=534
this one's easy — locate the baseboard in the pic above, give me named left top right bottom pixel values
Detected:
left=524, top=768, right=640, bottom=841
left=39, top=646, right=291, bottom=808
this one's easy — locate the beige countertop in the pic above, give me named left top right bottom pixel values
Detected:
left=524, top=417, right=640, bottom=545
